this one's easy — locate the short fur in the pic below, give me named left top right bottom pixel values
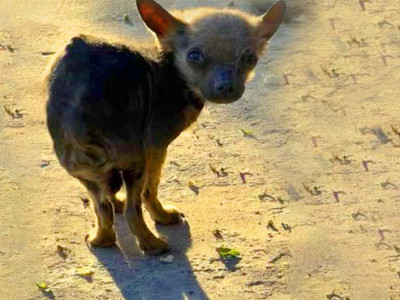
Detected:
left=46, top=0, right=285, bottom=255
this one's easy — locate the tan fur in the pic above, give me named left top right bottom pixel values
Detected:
left=152, top=6, right=277, bottom=101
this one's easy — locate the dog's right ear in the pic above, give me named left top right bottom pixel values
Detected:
left=136, top=0, right=184, bottom=38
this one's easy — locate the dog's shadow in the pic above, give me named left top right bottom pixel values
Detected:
left=89, top=214, right=209, bottom=300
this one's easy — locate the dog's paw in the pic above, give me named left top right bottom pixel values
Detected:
left=140, top=236, right=169, bottom=256
left=86, top=228, right=116, bottom=248
left=153, top=205, right=185, bottom=226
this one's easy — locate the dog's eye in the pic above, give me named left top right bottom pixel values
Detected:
left=187, top=50, right=205, bottom=63
left=242, top=53, right=258, bottom=67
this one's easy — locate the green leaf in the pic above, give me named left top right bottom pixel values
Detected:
left=217, top=247, right=241, bottom=259
left=240, top=129, right=254, bottom=137
left=74, top=267, right=94, bottom=277
left=36, top=281, right=52, bottom=293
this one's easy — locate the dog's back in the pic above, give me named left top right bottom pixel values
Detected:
left=46, top=34, right=194, bottom=173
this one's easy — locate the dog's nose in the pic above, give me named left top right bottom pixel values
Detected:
left=213, top=66, right=237, bottom=98
left=214, top=80, right=236, bottom=96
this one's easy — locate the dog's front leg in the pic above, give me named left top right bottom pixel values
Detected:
left=143, top=147, right=184, bottom=225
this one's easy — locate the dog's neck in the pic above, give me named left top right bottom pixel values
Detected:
left=151, top=51, right=205, bottom=111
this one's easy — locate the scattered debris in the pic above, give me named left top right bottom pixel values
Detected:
left=282, top=73, right=294, bottom=85
left=36, top=281, right=54, bottom=298
left=240, top=129, right=255, bottom=138
left=239, top=170, right=253, bottom=184
left=371, top=127, right=391, bottom=144
left=267, top=220, right=279, bottom=232
left=301, top=93, right=317, bottom=102
left=311, top=135, right=321, bottom=147
left=378, top=229, right=391, bottom=241
left=303, top=184, right=323, bottom=196
left=331, top=153, right=352, bottom=165
left=391, top=124, right=400, bottom=137
left=380, top=52, right=394, bottom=66
left=3, top=105, right=24, bottom=119
left=80, top=197, right=90, bottom=209
left=56, top=245, right=70, bottom=259
left=188, top=180, right=199, bottom=195
left=5, top=123, right=24, bottom=128
left=329, top=18, right=338, bottom=29
left=0, top=43, right=15, bottom=52
left=378, top=19, right=394, bottom=29
left=169, top=161, right=180, bottom=167
left=321, top=66, right=340, bottom=78
left=333, top=190, right=346, bottom=202
left=281, top=223, right=292, bottom=232
left=258, top=190, right=277, bottom=201
left=269, top=252, right=292, bottom=263
left=347, top=36, right=368, bottom=47
left=41, top=51, right=55, bottom=56
left=74, top=267, right=94, bottom=281
left=209, top=164, right=228, bottom=177
left=123, top=14, right=130, bottom=22
left=358, top=0, right=370, bottom=11
left=212, top=229, right=224, bottom=240
left=326, top=292, right=350, bottom=300
left=160, top=254, right=174, bottom=263
left=351, top=211, right=367, bottom=220
left=217, top=247, right=241, bottom=260
left=40, top=160, right=50, bottom=168
left=246, top=280, right=275, bottom=287
left=362, top=160, right=374, bottom=171
left=380, top=179, right=398, bottom=190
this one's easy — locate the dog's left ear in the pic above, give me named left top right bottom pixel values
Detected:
left=136, top=0, right=184, bottom=38
left=256, top=1, right=286, bottom=41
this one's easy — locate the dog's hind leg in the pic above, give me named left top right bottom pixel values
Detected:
left=122, top=169, right=168, bottom=255
left=108, top=169, right=124, bottom=213
left=142, top=147, right=184, bottom=225
left=80, top=179, right=116, bottom=247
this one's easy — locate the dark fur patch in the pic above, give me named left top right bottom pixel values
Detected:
left=46, top=34, right=203, bottom=176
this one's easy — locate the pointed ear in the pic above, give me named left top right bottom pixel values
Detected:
left=257, top=0, right=286, bottom=41
left=136, top=0, right=184, bottom=37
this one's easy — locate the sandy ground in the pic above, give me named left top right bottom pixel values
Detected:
left=1, top=0, right=400, bottom=299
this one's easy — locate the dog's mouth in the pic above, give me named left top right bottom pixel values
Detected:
left=206, top=95, right=242, bottom=104
left=197, top=86, right=244, bottom=104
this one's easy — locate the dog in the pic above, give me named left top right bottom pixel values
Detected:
left=45, top=0, right=286, bottom=255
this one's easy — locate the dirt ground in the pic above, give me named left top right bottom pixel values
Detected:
left=1, top=0, right=400, bottom=299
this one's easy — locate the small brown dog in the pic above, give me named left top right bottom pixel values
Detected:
left=45, top=0, right=286, bottom=255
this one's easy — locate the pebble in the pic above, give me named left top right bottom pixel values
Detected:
left=160, top=255, right=174, bottom=263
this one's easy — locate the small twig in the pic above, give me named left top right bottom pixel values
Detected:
left=378, top=229, right=391, bottom=241
left=281, top=223, right=292, bottom=233
left=269, top=252, right=292, bottom=263
left=267, top=220, right=279, bottom=232
left=239, top=170, right=253, bottom=184
left=310, top=136, right=321, bottom=147
left=380, top=179, right=398, bottom=190
left=333, top=191, right=346, bottom=202
left=359, top=0, right=371, bottom=11
left=362, top=160, right=374, bottom=172
left=282, top=73, right=294, bottom=85
left=303, top=184, right=323, bottom=196
left=80, top=197, right=90, bottom=209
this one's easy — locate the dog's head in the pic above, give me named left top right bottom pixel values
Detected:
left=137, top=0, right=286, bottom=104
